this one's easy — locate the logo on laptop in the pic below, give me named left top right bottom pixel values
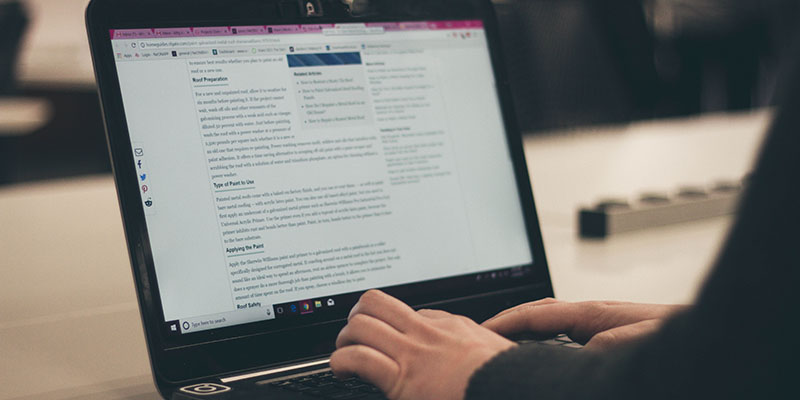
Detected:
left=179, top=383, right=231, bottom=396
left=166, top=320, right=180, bottom=335
left=301, top=0, right=323, bottom=17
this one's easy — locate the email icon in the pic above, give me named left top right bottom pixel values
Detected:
left=134, top=148, right=144, bottom=156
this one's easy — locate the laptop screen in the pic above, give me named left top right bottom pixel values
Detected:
left=109, top=20, right=534, bottom=337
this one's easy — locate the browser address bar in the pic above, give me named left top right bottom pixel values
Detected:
left=323, top=26, right=385, bottom=36
left=131, top=37, right=282, bottom=49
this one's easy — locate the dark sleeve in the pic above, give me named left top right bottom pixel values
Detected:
left=466, top=37, right=800, bottom=400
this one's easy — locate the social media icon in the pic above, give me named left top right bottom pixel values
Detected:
left=140, top=173, right=147, bottom=181
left=141, top=185, right=149, bottom=193
left=144, top=198, right=153, bottom=207
left=137, top=160, right=143, bottom=169
left=327, top=298, right=335, bottom=307
left=134, top=148, right=144, bottom=156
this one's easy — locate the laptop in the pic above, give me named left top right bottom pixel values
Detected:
left=86, top=0, right=556, bottom=398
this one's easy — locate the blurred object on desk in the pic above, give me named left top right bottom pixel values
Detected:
left=0, top=96, right=51, bottom=135
left=0, top=90, right=108, bottom=185
left=0, top=0, right=109, bottom=186
left=0, top=0, right=28, bottom=94
left=524, top=109, right=772, bottom=302
left=16, top=0, right=93, bottom=90
left=578, top=179, right=744, bottom=238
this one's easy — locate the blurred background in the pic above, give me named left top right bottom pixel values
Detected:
left=1, top=0, right=798, bottom=186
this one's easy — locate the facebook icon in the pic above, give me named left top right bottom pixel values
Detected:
left=137, top=160, right=143, bottom=168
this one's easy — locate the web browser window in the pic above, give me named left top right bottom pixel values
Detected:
left=111, top=21, right=533, bottom=334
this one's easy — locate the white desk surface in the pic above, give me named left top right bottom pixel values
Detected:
left=0, top=97, right=52, bottom=135
left=0, top=110, right=771, bottom=399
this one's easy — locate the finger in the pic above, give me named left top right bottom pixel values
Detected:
left=330, top=345, right=400, bottom=395
left=484, top=301, right=683, bottom=344
left=336, top=313, right=409, bottom=358
left=349, top=290, right=420, bottom=332
left=482, top=302, right=582, bottom=339
left=417, top=309, right=452, bottom=319
left=483, top=297, right=560, bottom=323
left=585, top=319, right=662, bottom=350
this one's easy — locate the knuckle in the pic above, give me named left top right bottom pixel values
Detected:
left=590, top=331, right=616, bottom=347
left=457, top=315, right=475, bottom=325
left=360, top=290, right=381, bottom=304
left=335, top=326, right=351, bottom=347
left=583, top=301, right=606, bottom=317
left=348, top=313, right=371, bottom=327
left=510, top=304, right=537, bottom=318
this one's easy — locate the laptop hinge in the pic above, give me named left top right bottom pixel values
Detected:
left=220, top=358, right=330, bottom=383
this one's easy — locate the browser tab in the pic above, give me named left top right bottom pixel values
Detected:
left=323, top=23, right=384, bottom=36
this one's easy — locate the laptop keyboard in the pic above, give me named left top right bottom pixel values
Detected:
left=269, top=370, right=385, bottom=399
left=527, top=333, right=584, bottom=349
left=267, top=335, right=580, bottom=399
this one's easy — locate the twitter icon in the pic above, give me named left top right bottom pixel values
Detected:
left=140, top=173, right=147, bottom=181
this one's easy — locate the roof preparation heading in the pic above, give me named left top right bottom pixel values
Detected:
left=109, top=20, right=484, bottom=40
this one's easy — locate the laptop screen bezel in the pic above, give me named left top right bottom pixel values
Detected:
left=87, top=0, right=554, bottom=385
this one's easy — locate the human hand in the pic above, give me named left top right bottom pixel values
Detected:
left=331, top=290, right=516, bottom=400
left=482, top=298, right=686, bottom=350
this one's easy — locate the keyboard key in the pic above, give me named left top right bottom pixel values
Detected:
left=359, top=385, right=382, bottom=393
left=306, top=386, right=340, bottom=397
left=328, top=390, right=368, bottom=399
left=538, top=339, right=563, bottom=346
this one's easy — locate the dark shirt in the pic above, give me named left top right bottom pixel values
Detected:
left=466, top=37, right=800, bottom=400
